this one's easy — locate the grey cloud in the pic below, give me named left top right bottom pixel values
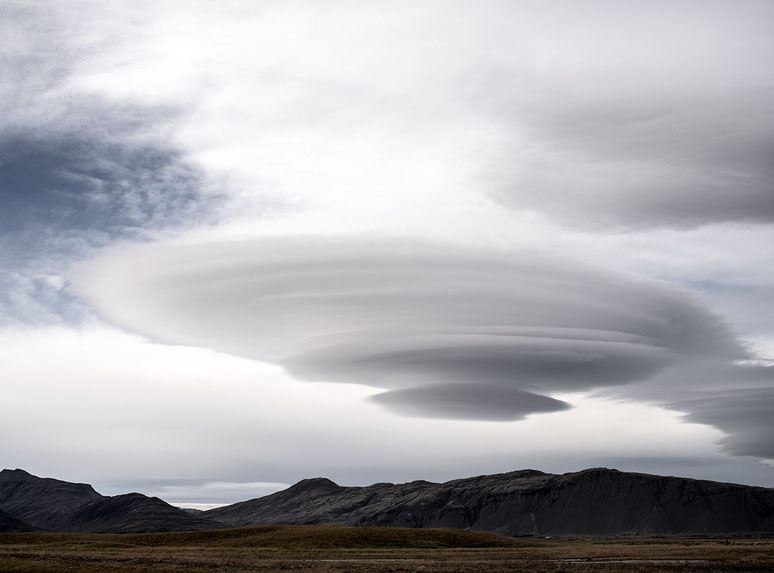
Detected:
left=1, top=6, right=216, bottom=247
left=0, top=4, right=221, bottom=325
left=0, top=133, right=212, bottom=243
left=370, top=384, right=569, bottom=421
left=286, top=330, right=672, bottom=392
left=71, top=236, right=748, bottom=422
left=678, top=384, right=774, bottom=460
left=607, top=361, right=774, bottom=460
left=0, top=127, right=219, bottom=326
left=488, top=87, right=774, bottom=229
left=459, top=0, right=774, bottom=230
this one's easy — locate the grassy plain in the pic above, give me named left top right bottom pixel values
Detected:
left=0, top=525, right=772, bottom=572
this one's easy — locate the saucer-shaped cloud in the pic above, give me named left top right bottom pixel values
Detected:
left=71, top=236, right=745, bottom=422
left=370, top=384, right=570, bottom=421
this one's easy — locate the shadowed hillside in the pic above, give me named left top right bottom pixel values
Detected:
left=205, top=468, right=774, bottom=536
left=0, top=508, right=35, bottom=533
left=0, top=469, right=101, bottom=531
left=0, top=469, right=221, bottom=533
left=3, top=467, right=773, bottom=536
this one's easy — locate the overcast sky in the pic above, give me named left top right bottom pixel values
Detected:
left=2, top=0, right=773, bottom=504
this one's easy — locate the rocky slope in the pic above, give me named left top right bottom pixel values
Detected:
left=3, top=467, right=773, bottom=535
left=0, top=508, right=36, bottom=533
left=204, top=468, right=774, bottom=535
left=0, top=469, right=220, bottom=533
left=0, top=468, right=101, bottom=530
left=64, top=493, right=221, bottom=533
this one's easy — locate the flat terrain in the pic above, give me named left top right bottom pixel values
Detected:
left=1, top=525, right=773, bottom=572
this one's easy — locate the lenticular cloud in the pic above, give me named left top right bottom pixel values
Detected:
left=71, top=236, right=746, bottom=421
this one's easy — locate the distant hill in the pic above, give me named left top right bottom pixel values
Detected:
left=204, top=468, right=774, bottom=535
left=0, top=468, right=101, bottom=531
left=64, top=493, right=222, bottom=534
left=0, top=469, right=220, bottom=533
left=2, top=467, right=773, bottom=535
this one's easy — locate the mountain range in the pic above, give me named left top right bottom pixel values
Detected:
left=0, top=469, right=218, bottom=533
left=2, top=467, right=773, bottom=535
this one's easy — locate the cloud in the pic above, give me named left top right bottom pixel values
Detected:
left=619, top=361, right=774, bottom=460
left=370, top=384, right=569, bottom=421
left=680, top=386, right=774, bottom=459
left=0, top=125, right=219, bottom=325
left=71, top=236, right=747, bottom=424
left=0, top=2, right=223, bottom=325
left=4, top=325, right=751, bottom=490
left=593, top=359, right=774, bottom=460
left=487, top=87, right=774, bottom=229
left=0, top=3, right=218, bottom=248
left=6, top=0, right=770, bottom=237
left=0, top=134, right=210, bottom=240
left=21, top=0, right=771, bottom=237
left=4, top=0, right=774, bottom=487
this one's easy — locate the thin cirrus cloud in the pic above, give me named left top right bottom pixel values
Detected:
left=70, top=236, right=756, bottom=429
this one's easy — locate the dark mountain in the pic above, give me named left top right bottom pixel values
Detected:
left=65, top=493, right=221, bottom=533
left=0, top=469, right=220, bottom=533
left=204, top=468, right=774, bottom=535
left=3, top=467, right=773, bottom=536
left=0, top=468, right=101, bottom=530
left=0, top=508, right=36, bottom=533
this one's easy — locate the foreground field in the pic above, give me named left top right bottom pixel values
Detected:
left=1, top=525, right=773, bottom=572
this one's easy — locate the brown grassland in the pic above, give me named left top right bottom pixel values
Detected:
left=0, top=525, right=773, bottom=572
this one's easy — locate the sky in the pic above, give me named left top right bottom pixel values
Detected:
left=1, top=0, right=773, bottom=505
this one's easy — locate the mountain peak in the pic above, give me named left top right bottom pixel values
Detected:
left=205, top=468, right=774, bottom=535
left=0, top=468, right=33, bottom=477
left=288, top=477, right=340, bottom=494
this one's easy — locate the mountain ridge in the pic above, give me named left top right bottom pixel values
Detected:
left=0, top=469, right=221, bottom=533
left=204, top=467, right=774, bottom=536
left=0, top=508, right=36, bottom=533
left=0, top=468, right=102, bottom=531
left=2, top=467, right=773, bottom=535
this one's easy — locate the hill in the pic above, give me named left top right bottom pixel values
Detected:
left=3, top=467, right=773, bottom=535
left=64, top=492, right=222, bottom=533
left=0, top=469, right=221, bottom=533
left=0, top=509, right=35, bottom=533
left=205, top=468, right=774, bottom=535
left=0, top=468, right=101, bottom=530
